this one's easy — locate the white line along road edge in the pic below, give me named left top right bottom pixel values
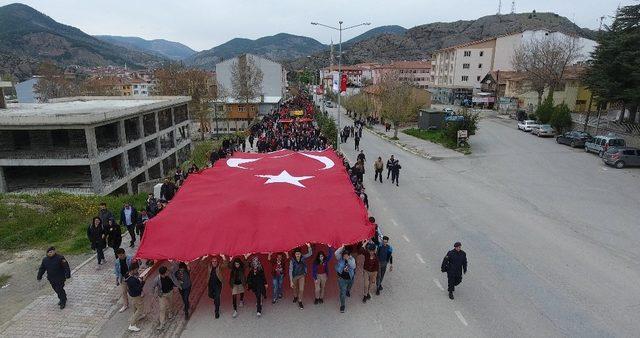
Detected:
left=416, top=253, right=426, bottom=264
left=402, top=235, right=411, bottom=243
left=433, top=279, right=444, bottom=291
left=455, top=311, right=468, bottom=326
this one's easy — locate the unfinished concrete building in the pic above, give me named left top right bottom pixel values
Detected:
left=0, top=96, right=192, bottom=195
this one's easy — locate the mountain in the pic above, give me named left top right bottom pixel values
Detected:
left=344, top=25, right=407, bottom=45
left=288, top=12, right=598, bottom=70
left=0, top=3, right=163, bottom=81
left=94, top=35, right=197, bottom=60
left=185, top=33, right=326, bottom=70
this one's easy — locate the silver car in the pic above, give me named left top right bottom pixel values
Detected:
left=602, top=147, right=640, bottom=168
left=585, top=134, right=626, bottom=157
left=532, top=124, right=556, bottom=137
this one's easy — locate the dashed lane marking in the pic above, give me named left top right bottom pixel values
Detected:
left=402, top=235, right=411, bottom=243
left=391, top=219, right=399, bottom=226
left=455, top=311, right=468, bottom=326
left=433, top=279, right=444, bottom=291
left=416, top=253, right=426, bottom=264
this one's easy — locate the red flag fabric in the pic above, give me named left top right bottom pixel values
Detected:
left=340, top=74, right=347, bottom=92
left=136, top=149, right=372, bottom=261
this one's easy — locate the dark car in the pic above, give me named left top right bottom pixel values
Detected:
left=556, top=131, right=592, bottom=148
left=602, top=147, right=640, bottom=168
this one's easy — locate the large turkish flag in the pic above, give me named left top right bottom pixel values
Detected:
left=135, top=149, right=372, bottom=261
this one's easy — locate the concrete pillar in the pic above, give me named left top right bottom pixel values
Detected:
left=84, top=127, right=102, bottom=193
left=137, top=115, right=145, bottom=139
left=0, top=167, right=7, bottom=193
left=159, top=159, right=165, bottom=178
left=154, top=112, right=162, bottom=157
left=138, top=115, right=149, bottom=181
left=118, top=120, right=130, bottom=174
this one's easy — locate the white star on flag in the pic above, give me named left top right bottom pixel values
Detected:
left=255, top=170, right=314, bottom=188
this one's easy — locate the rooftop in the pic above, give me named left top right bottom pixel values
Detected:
left=0, top=96, right=191, bottom=126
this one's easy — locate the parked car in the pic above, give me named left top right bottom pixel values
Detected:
left=556, top=131, right=593, bottom=148
left=602, top=147, right=640, bottom=168
left=325, top=101, right=334, bottom=108
left=443, top=107, right=455, bottom=114
left=517, top=120, right=538, bottom=132
left=531, top=124, right=556, bottom=137
left=584, top=134, right=626, bottom=157
left=444, top=111, right=464, bottom=122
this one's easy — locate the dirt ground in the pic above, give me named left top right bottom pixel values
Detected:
left=0, top=249, right=92, bottom=326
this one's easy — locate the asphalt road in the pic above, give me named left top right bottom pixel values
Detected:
left=182, top=105, right=640, bottom=338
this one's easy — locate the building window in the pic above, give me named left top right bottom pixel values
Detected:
left=477, top=76, right=481, bottom=81
left=478, top=63, right=483, bottom=69
left=480, top=51, right=484, bottom=57
left=464, top=51, right=471, bottom=57
left=461, top=76, right=469, bottom=82
left=238, top=106, right=245, bottom=112
left=462, top=63, right=470, bottom=69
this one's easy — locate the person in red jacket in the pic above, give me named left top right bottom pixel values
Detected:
left=360, top=240, right=380, bottom=303
left=268, top=252, right=288, bottom=304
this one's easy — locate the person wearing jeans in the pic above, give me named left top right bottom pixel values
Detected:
left=120, top=204, right=138, bottom=248
left=175, top=262, right=192, bottom=320
left=208, top=256, right=225, bottom=319
left=334, top=246, right=356, bottom=313
left=289, top=243, right=312, bottom=309
left=269, top=252, right=288, bottom=303
left=376, top=236, right=393, bottom=294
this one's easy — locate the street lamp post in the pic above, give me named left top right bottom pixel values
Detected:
left=311, top=21, right=370, bottom=150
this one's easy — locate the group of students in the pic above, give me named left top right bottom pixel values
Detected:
left=250, top=112, right=328, bottom=153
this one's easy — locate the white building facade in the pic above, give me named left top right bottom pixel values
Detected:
left=216, top=54, right=287, bottom=99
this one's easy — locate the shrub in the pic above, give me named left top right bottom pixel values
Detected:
left=315, top=111, right=337, bottom=148
left=535, top=94, right=554, bottom=123
left=550, top=103, right=573, bottom=133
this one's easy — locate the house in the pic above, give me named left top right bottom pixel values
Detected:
left=372, top=60, right=432, bottom=89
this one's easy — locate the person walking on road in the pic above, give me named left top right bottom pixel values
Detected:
left=87, top=217, right=106, bottom=266
left=354, top=133, right=360, bottom=151
left=289, top=243, right=312, bottom=309
left=386, top=155, right=396, bottom=180
left=246, top=257, right=268, bottom=317
left=391, top=160, right=401, bottom=186
left=114, top=248, right=132, bottom=313
left=176, top=262, right=192, bottom=320
left=360, top=241, right=379, bottom=303
left=334, top=245, right=356, bottom=313
left=208, top=256, right=225, bottom=319
left=441, top=242, right=468, bottom=300
left=37, top=247, right=71, bottom=309
left=104, top=218, right=122, bottom=258
left=153, top=265, right=180, bottom=331
left=312, top=248, right=333, bottom=305
left=357, top=150, right=366, bottom=163
left=229, top=257, right=247, bottom=318
left=374, top=157, right=384, bottom=183
left=120, top=203, right=138, bottom=248
left=268, top=252, right=288, bottom=304
left=376, top=236, right=393, bottom=295
left=98, top=202, right=115, bottom=227
left=125, top=262, right=145, bottom=332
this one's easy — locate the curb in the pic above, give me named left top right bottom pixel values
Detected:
left=364, top=126, right=435, bottom=160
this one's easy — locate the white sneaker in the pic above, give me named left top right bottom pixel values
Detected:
left=239, top=300, right=244, bottom=307
left=118, top=305, right=128, bottom=313
left=257, top=312, right=261, bottom=317
left=128, top=325, right=140, bottom=332
left=232, top=310, right=238, bottom=318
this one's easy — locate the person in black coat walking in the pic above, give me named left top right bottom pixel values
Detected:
left=104, top=218, right=122, bottom=258
left=246, top=256, right=268, bottom=317
left=441, top=242, right=468, bottom=300
left=208, top=256, right=225, bottom=319
left=391, top=160, right=401, bottom=186
left=87, top=217, right=106, bottom=265
left=37, top=247, right=71, bottom=309
left=120, top=204, right=139, bottom=248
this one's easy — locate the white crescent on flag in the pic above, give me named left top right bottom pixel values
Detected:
left=226, top=158, right=261, bottom=169
left=300, top=153, right=334, bottom=170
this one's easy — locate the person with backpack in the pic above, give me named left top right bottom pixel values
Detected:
left=441, top=242, right=468, bottom=300
left=87, top=217, right=106, bottom=266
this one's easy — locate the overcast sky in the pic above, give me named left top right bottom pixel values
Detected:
left=1, top=0, right=632, bottom=51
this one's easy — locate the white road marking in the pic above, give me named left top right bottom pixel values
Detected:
left=416, top=253, right=426, bottom=264
left=433, top=279, right=444, bottom=291
left=402, top=235, right=411, bottom=243
left=455, top=311, right=468, bottom=326
left=391, top=219, right=399, bottom=226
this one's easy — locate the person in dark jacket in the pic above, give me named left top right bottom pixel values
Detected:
left=376, top=236, right=393, bottom=295
left=268, top=252, right=288, bottom=304
left=120, top=203, right=138, bottom=248
left=208, top=256, right=225, bottom=319
left=125, top=262, right=145, bottom=332
left=37, top=247, right=71, bottom=309
left=312, top=248, right=333, bottom=305
left=391, top=160, right=401, bottom=186
left=229, top=256, right=247, bottom=318
left=87, top=217, right=106, bottom=265
left=386, top=155, right=396, bottom=180
left=160, top=178, right=177, bottom=201
left=175, top=262, right=192, bottom=320
left=441, top=242, right=468, bottom=300
left=246, top=256, right=268, bottom=317
left=104, top=218, right=122, bottom=258
left=289, top=243, right=312, bottom=309
left=98, top=202, right=115, bottom=226
left=146, top=193, right=158, bottom=217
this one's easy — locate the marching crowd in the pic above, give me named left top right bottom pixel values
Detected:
left=34, top=95, right=468, bottom=334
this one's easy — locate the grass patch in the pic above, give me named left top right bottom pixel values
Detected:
left=403, top=128, right=471, bottom=154
left=0, top=273, right=10, bottom=286
left=0, top=192, right=146, bottom=254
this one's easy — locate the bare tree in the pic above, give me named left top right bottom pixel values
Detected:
left=33, top=62, right=81, bottom=101
left=378, top=73, right=428, bottom=139
left=230, top=54, right=263, bottom=124
left=512, top=35, right=583, bottom=106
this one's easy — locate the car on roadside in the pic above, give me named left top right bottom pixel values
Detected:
left=556, top=131, right=593, bottom=148
left=584, top=134, right=626, bottom=157
left=443, top=107, right=455, bottom=114
left=531, top=124, right=556, bottom=137
left=325, top=101, right=334, bottom=108
left=517, top=120, right=538, bottom=132
left=602, top=147, right=640, bottom=168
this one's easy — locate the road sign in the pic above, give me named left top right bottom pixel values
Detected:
left=457, top=130, right=468, bottom=138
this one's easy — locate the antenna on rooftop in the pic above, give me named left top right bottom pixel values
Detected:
left=497, top=0, right=502, bottom=14
left=510, top=0, right=515, bottom=14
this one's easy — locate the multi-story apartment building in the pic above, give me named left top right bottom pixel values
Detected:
left=0, top=96, right=191, bottom=195
left=372, top=60, right=432, bottom=89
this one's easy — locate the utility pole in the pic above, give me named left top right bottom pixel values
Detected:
left=311, top=21, right=371, bottom=150
left=497, top=0, right=502, bottom=14
left=510, top=0, right=516, bottom=14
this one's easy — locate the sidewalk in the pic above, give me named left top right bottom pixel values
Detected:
left=366, top=122, right=464, bottom=160
left=0, top=242, right=138, bottom=337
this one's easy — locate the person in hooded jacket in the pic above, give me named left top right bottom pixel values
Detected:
left=246, top=256, right=268, bottom=317
left=87, top=217, right=106, bottom=265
